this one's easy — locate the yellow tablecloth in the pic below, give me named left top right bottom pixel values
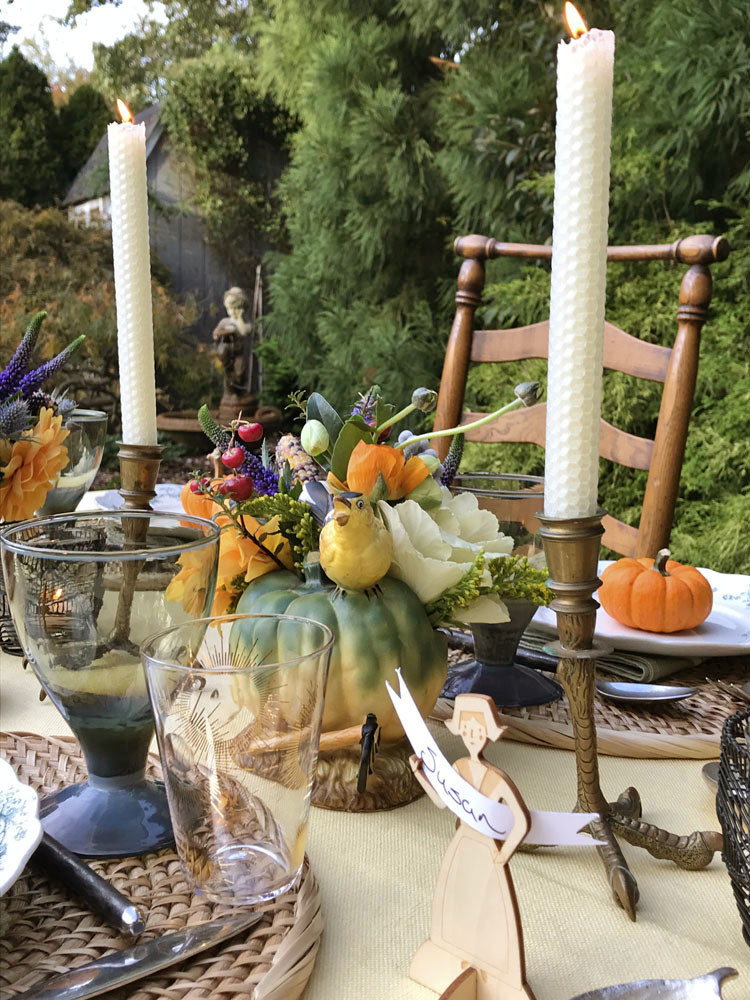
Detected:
left=1, top=651, right=748, bottom=999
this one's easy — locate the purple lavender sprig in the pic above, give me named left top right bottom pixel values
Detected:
left=18, top=335, right=85, bottom=400
left=0, top=311, right=46, bottom=401
left=350, top=385, right=380, bottom=426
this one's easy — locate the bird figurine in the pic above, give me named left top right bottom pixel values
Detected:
left=319, top=492, right=393, bottom=592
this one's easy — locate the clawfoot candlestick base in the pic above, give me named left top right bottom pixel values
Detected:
left=538, top=510, right=721, bottom=921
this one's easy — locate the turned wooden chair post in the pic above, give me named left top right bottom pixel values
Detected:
left=636, top=235, right=728, bottom=557
left=433, top=250, right=488, bottom=457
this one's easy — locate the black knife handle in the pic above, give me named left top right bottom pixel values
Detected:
left=33, top=833, right=145, bottom=937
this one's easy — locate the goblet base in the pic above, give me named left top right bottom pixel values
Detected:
left=39, top=774, right=174, bottom=857
left=442, top=657, right=562, bottom=708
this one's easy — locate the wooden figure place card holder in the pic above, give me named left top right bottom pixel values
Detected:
left=387, top=673, right=602, bottom=1000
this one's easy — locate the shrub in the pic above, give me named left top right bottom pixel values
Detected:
left=0, top=200, right=221, bottom=426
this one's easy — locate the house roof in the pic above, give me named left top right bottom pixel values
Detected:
left=63, top=103, right=164, bottom=207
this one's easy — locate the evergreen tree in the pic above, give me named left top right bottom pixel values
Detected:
left=0, top=47, right=63, bottom=206
left=58, top=83, right=111, bottom=189
left=256, top=0, right=453, bottom=409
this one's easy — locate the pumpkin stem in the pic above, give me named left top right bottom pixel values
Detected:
left=653, top=548, right=671, bottom=576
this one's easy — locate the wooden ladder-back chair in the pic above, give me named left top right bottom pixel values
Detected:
left=432, top=233, right=729, bottom=559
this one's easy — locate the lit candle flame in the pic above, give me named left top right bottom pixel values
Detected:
left=563, top=2, right=588, bottom=39
left=116, top=99, right=134, bottom=124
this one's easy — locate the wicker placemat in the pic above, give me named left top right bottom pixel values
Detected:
left=0, top=732, right=323, bottom=1000
left=436, top=655, right=750, bottom=759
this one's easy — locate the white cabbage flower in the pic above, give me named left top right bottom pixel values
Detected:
left=378, top=488, right=513, bottom=625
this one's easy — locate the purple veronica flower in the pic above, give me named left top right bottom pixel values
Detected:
left=18, top=336, right=85, bottom=399
left=0, top=311, right=46, bottom=401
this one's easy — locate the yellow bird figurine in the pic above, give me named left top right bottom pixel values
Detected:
left=319, top=492, right=393, bottom=591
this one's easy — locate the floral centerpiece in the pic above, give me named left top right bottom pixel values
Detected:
left=0, top=312, right=84, bottom=522
left=175, top=382, right=549, bottom=809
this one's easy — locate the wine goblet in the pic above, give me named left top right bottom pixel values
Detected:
left=0, top=511, right=221, bottom=857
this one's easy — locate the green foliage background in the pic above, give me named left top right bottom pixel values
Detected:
left=6, top=0, right=750, bottom=570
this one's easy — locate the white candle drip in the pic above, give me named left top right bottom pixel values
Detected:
left=107, top=115, right=158, bottom=446
left=544, top=26, right=615, bottom=518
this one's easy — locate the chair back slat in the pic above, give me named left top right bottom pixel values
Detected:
left=461, top=404, right=653, bottom=470
left=470, top=322, right=671, bottom=382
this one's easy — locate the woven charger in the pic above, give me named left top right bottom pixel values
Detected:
left=436, top=655, right=750, bottom=759
left=0, top=732, right=323, bottom=1000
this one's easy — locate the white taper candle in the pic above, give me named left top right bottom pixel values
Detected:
left=544, top=15, right=614, bottom=518
left=107, top=106, right=158, bottom=446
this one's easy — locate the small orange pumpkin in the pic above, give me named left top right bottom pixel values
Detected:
left=598, top=549, right=713, bottom=634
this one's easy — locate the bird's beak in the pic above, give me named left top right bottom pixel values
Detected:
left=333, top=496, right=351, bottom=525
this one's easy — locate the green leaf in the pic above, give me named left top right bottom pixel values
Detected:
left=368, top=471, right=390, bottom=502
left=307, top=392, right=344, bottom=447
left=261, top=438, right=271, bottom=470
left=375, top=398, right=395, bottom=428
left=330, top=419, right=373, bottom=481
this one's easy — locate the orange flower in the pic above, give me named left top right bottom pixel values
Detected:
left=212, top=514, right=294, bottom=615
left=337, top=440, right=429, bottom=501
left=165, top=545, right=216, bottom=616
left=0, top=408, right=70, bottom=521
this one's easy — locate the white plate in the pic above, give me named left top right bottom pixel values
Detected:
left=532, top=562, right=750, bottom=656
left=0, top=758, right=42, bottom=896
left=96, top=482, right=185, bottom=515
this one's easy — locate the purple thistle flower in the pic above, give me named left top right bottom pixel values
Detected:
left=0, top=398, right=32, bottom=439
left=18, top=336, right=85, bottom=400
left=0, top=311, right=46, bottom=401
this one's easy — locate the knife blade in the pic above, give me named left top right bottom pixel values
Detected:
left=15, top=911, right=263, bottom=1000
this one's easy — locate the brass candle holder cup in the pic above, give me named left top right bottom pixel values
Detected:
left=118, top=442, right=164, bottom=511
left=538, top=508, right=722, bottom=921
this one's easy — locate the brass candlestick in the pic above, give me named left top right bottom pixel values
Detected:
left=113, top=443, right=164, bottom=643
left=538, top=509, right=722, bottom=922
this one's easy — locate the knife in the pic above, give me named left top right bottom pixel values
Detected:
left=14, top=911, right=264, bottom=1000
left=33, top=833, right=145, bottom=938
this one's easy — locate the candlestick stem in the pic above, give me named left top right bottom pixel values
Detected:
left=538, top=509, right=721, bottom=920
left=113, top=444, right=164, bottom=644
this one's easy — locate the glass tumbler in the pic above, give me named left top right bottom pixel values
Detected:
left=0, top=511, right=221, bottom=856
left=142, top=613, right=334, bottom=905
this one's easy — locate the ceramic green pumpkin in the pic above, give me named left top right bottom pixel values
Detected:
left=234, top=559, right=447, bottom=742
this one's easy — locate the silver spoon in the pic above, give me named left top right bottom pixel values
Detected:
left=595, top=680, right=698, bottom=703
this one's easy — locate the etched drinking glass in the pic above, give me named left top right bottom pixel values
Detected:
left=142, top=613, right=334, bottom=905
left=0, top=511, right=220, bottom=856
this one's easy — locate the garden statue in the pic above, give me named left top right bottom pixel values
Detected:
left=213, top=286, right=258, bottom=424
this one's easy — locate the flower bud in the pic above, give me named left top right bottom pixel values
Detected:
left=411, top=387, right=438, bottom=413
left=514, top=381, right=541, bottom=407
left=419, top=453, right=440, bottom=473
left=300, top=419, right=329, bottom=456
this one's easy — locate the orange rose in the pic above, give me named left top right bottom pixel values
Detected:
left=0, top=408, right=70, bottom=522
